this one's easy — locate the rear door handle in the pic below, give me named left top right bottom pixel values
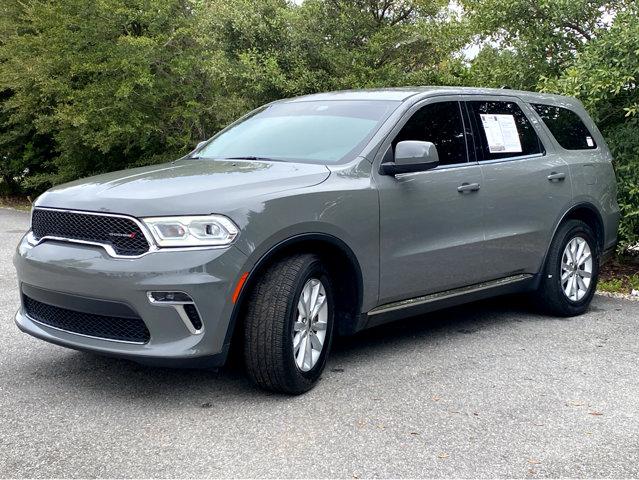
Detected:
left=547, top=172, right=566, bottom=182
left=457, top=182, right=481, bottom=193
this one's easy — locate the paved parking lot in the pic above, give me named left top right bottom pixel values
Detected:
left=1, top=207, right=638, bottom=478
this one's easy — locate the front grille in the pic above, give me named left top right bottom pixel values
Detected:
left=31, top=208, right=150, bottom=257
left=24, top=295, right=151, bottom=343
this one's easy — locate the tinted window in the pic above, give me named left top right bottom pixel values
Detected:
left=467, top=101, right=543, bottom=161
left=393, top=101, right=467, bottom=166
left=532, top=103, right=597, bottom=150
left=196, top=100, right=399, bottom=165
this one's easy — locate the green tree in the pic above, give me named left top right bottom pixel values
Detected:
left=461, top=0, right=626, bottom=89
left=288, top=0, right=468, bottom=89
left=542, top=4, right=639, bottom=250
left=0, top=0, right=220, bottom=192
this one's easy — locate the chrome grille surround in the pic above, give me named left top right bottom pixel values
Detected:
left=28, top=207, right=156, bottom=258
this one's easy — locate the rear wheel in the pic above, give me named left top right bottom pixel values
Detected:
left=243, top=254, right=334, bottom=394
left=537, top=220, right=599, bottom=316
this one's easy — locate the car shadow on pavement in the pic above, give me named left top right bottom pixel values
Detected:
left=331, top=294, right=539, bottom=358
left=18, top=294, right=560, bottom=402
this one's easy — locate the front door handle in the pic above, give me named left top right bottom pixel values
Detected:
left=547, top=172, right=566, bottom=182
left=457, top=182, right=481, bottom=193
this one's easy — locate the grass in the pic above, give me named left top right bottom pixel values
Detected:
left=599, top=256, right=639, bottom=295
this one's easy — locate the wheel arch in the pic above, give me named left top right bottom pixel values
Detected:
left=224, top=233, right=366, bottom=356
left=541, top=202, right=605, bottom=273
left=559, top=203, right=605, bottom=252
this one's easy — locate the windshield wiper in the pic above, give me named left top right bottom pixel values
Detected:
left=224, top=156, right=281, bottom=162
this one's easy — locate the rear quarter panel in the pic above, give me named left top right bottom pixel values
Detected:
left=533, top=98, right=620, bottom=252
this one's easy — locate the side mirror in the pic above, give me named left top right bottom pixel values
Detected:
left=380, top=141, right=440, bottom=176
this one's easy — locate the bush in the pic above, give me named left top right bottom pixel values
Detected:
left=605, top=120, right=639, bottom=251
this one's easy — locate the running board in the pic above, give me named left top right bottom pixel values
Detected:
left=367, top=274, right=534, bottom=324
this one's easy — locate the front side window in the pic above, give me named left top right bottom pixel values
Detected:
left=467, top=101, right=543, bottom=161
left=196, top=100, right=399, bottom=165
left=532, top=103, right=597, bottom=150
left=393, top=101, right=468, bottom=166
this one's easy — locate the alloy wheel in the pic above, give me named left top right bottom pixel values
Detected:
left=560, top=236, right=593, bottom=302
left=292, top=278, right=328, bottom=372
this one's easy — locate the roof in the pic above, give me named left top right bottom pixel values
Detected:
left=283, top=86, right=576, bottom=105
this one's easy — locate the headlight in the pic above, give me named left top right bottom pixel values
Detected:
left=142, top=215, right=239, bottom=248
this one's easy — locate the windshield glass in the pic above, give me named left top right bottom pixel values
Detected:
left=195, top=100, right=399, bottom=164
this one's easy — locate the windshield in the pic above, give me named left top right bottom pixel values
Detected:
left=195, top=100, right=400, bottom=164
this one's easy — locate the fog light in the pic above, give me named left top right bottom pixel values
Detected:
left=146, top=291, right=203, bottom=335
left=148, top=291, right=192, bottom=303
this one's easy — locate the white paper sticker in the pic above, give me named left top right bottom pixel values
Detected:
left=586, top=136, right=594, bottom=147
left=480, top=114, right=522, bottom=153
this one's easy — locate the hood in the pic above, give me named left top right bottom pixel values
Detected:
left=36, top=159, right=331, bottom=217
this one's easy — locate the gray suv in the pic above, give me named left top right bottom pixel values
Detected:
left=14, top=87, right=620, bottom=394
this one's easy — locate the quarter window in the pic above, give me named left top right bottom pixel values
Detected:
left=467, top=101, right=543, bottom=161
left=532, top=103, right=597, bottom=150
left=393, top=101, right=467, bottom=166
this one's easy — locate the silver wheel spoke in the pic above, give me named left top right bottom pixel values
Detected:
left=310, top=332, right=323, bottom=350
left=567, top=241, right=576, bottom=263
left=576, top=274, right=588, bottom=292
left=294, top=321, right=306, bottom=332
left=296, top=332, right=306, bottom=359
left=304, top=334, right=312, bottom=369
left=575, top=240, right=586, bottom=266
left=572, top=239, right=580, bottom=261
left=564, top=275, right=574, bottom=297
left=310, top=294, right=326, bottom=320
left=297, top=297, right=308, bottom=319
left=293, top=331, right=305, bottom=353
left=312, top=321, right=327, bottom=331
left=309, top=281, right=320, bottom=314
left=578, top=252, right=591, bottom=266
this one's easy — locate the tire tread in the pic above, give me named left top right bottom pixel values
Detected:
left=243, top=254, right=321, bottom=393
left=537, top=220, right=599, bottom=317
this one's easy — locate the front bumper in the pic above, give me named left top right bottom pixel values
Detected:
left=13, top=234, right=248, bottom=367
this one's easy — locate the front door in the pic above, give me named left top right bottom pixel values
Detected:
left=375, top=99, right=486, bottom=305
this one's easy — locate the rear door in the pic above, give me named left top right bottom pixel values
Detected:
left=375, top=97, right=486, bottom=304
left=463, top=96, right=572, bottom=279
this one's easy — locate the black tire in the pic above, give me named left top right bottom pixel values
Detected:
left=536, top=220, right=599, bottom=316
left=243, top=254, right=334, bottom=394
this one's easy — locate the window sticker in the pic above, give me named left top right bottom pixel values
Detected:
left=479, top=114, right=523, bottom=153
left=586, top=136, right=594, bottom=147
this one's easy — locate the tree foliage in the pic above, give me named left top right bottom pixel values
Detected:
left=461, top=0, right=625, bottom=87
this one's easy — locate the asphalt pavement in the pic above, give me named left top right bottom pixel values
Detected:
left=1, top=207, right=638, bottom=478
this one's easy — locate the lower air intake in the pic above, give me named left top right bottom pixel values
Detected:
left=23, top=295, right=151, bottom=343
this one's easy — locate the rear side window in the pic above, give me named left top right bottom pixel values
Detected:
left=393, top=101, right=467, bottom=166
left=532, top=103, right=597, bottom=150
left=467, top=101, right=543, bottom=161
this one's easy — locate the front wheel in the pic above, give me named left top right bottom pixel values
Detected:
left=243, top=254, right=334, bottom=394
left=536, top=220, right=599, bottom=316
